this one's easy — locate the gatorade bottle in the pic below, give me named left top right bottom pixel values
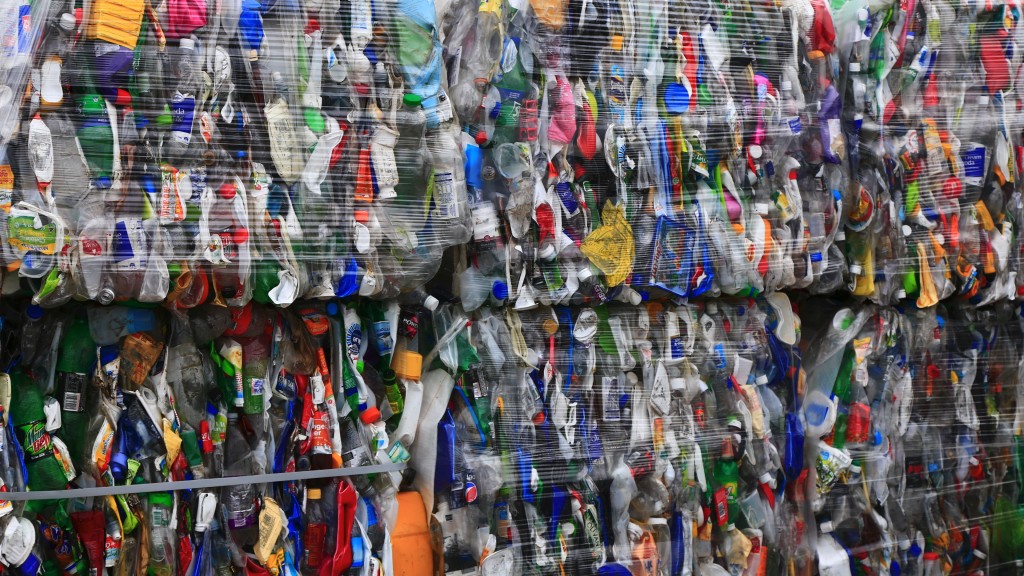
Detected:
left=9, top=368, right=67, bottom=491
left=55, top=316, right=96, bottom=465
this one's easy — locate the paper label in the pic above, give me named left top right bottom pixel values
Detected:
left=434, top=172, right=459, bottom=219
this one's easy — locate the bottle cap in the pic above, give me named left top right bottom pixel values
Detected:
left=850, top=263, right=862, bottom=276
left=781, top=80, right=792, bottom=91
left=180, top=38, right=196, bottom=51
left=849, top=62, right=861, bottom=72
left=26, top=304, right=43, bottom=320
left=492, top=280, right=509, bottom=301
left=423, top=295, right=439, bottom=311
left=326, top=301, right=340, bottom=317
left=308, top=488, right=322, bottom=499
left=902, top=225, right=912, bottom=237
left=475, top=131, right=488, bottom=145
left=403, top=93, right=423, bottom=107
left=578, top=267, right=594, bottom=283
left=756, top=374, right=768, bottom=385
left=610, top=35, right=624, bottom=51
left=759, top=472, right=773, bottom=485
left=627, top=289, right=642, bottom=306
left=820, top=521, right=834, bottom=533
left=978, top=94, right=989, bottom=106
left=360, top=407, right=381, bottom=424
left=539, top=244, right=556, bottom=260
left=59, top=12, right=76, bottom=31
left=392, top=350, right=423, bottom=381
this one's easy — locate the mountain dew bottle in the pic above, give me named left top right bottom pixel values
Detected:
left=9, top=367, right=68, bottom=490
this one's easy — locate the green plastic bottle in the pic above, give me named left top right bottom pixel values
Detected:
left=9, top=368, right=68, bottom=490
left=56, top=316, right=96, bottom=464
left=76, top=93, right=115, bottom=187
left=712, top=437, right=740, bottom=524
left=830, top=347, right=856, bottom=450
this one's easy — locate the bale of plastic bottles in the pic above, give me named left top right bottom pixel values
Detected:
left=2, top=0, right=1024, bottom=574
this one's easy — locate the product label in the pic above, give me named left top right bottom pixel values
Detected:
left=59, top=371, right=88, bottom=412
left=434, top=171, right=459, bottom=219
left=962, top=143, right=986, bottom=186
left=602, top=376, right=622, bottom=421
left=8, top=211, right=57, bottom=254
left=371, top=142, right=399, bottom=199
left=113, top=218, right=148, bottom=271
left=16, top=420, right=54, bottom=462
left=171, top=91, right=196, bottom=145
left=373, top=321, right=394, bottom=357
left=0, top=165, right=13, bottom=212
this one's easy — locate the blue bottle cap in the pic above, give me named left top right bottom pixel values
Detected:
left=26, top=304, right=43, bottom=320
left=326, top=301, right=340, bottom=317
left=110, top=451, right=128, bottom=481
left=810, top=252, right=823, bottom=262
left=492, top=280, right=509, bottom=301
left=97, top=176, right=112, bottom=189
left=235, top=150, right=247, bottom=160
left=909, top=542, right=922, bottom=557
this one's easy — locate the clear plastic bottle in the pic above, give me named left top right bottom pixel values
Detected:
left=223, top=413, right=259, bottom=547
left=385, top=94, right=429, bottom=242
left=166, top=37, right=200, bottom=162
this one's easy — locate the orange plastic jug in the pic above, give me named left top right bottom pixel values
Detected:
left=392, top=491, right=434, bottom=576
left=87, top=0, right=145, bottom=49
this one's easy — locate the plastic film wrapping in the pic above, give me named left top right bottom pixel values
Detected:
left=2, top=0, right=1024, bottom=575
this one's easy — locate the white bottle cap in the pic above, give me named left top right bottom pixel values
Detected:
left=759, top=472, right=773, bottom=485
left=857, top=8, right=869, bottom=21
left=781, top=80, right=792, bottom=92
left=897, top=289, right=907, bottom=299
left=180, top=37, right=196, bottom=51
left=756, top=374, right=768, bottom=385
left=849, top=62, right=861, bottom=73
left=539, top=244, right=557, bottom=261
left=978, top=94, right=990, bottom=106
left=423, top=295, right=440, bottom=311
left=670, top=377, right=687, bottom=391
left=850, top=263, right=862, bottom=276
left=748, top=144, right=762, bottom=159
left=902, top=225, right=912, bottom=237
left=820, top=521, right=834, bottom=534
left=59, top=13, right=76, bottom=31
left=934, top=233, right=944, bottom=245
left=578, top=267, right=594, bottom=283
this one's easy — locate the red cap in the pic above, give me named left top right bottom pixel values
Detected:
left=218, top=182, right=237, bottom=199
left=115, top=88, right=132, bottom=107
left=475, top=131, right=488, bottom=145
left=233, top=227, right=249, bottom=245
left=360, top=407, right=381, bottom=424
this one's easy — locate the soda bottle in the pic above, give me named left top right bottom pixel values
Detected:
left=8, top=368, right=66, bottom=491
left=55, top=316, right=96, bottom=465
left=384, top=94, right=428, bottom=242
left=302, top=488, right=328, bottom=575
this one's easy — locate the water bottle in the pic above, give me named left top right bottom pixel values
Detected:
left=166, top=37, right=200, bottom=162
left=385, top=94, right=428, bottom=242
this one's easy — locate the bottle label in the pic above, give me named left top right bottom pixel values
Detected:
left=8, top=210, right=58, bottom=254
left=371, top=142, right=399, bottom=198
left=113, top=218, right=148, bottom=271
left=171, top=91, right=196, bottom=145
left=434, top=171, right=459, bottom=219
left=59, top=372, right=88, bottom=412
left=0, top=164, right=12, bottom=213
left=17, top=420, right=55, bottom=463
left=373, top=321, right=394, bottom=357
left=555, top=182, right=579, bottom=216
left=961, top=143, right=986, bottom=186
left=787, top=116, right=802, bottom=135
left=602, top=376, right=622, bottom=421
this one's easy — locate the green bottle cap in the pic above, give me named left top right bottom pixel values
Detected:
left=403, top=93, right=422, bottom=107
left=304, top=108, right=325, bottom=135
